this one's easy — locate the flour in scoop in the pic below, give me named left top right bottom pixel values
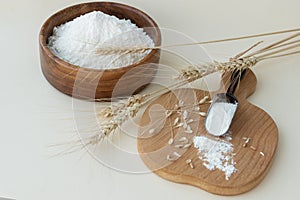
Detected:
left=48, top=11, right=154, bottom=69
left=193, top=134, right=237, bottom=180
left=205, top=102, right=237, bottom=136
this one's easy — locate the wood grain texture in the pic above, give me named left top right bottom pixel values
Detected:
left=39, top=2, right=161, bottom=100
left=137, top=70, right=278, bottom=195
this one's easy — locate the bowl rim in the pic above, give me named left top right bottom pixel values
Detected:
left=39, top=1, right=161, bottom=73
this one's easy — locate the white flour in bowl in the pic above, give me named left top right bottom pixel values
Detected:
left=47, top=11, right=154, bottom=69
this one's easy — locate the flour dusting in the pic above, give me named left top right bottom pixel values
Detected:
left=193, top=134, right=237, bottom=180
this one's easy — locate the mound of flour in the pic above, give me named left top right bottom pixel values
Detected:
left=48, top=11, right=154, bottom=69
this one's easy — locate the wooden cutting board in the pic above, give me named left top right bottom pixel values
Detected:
left=137, top=70, right=278, bottom=195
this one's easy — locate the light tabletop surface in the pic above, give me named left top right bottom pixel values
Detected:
left=1, top=0, right=300, bottom=199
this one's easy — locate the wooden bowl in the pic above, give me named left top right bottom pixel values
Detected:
left=39, top=2, right=161, bottom=100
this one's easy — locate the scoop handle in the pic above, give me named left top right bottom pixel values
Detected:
left=226, top=69, right=247, bottom=95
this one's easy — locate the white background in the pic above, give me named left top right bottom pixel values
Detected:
left=0, top=0, right=300, bottom=199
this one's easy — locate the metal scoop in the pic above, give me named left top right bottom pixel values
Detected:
left=205, top=69, right=247, bottom=136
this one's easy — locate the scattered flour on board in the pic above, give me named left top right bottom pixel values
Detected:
left=193, top=134, right=237, bottom=180
left=48, top=11, right=154, bottom=69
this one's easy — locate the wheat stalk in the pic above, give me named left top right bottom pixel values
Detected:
left=95, top=27, right=300, bottom=56
left=95, top=46, right=158, bottom=55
